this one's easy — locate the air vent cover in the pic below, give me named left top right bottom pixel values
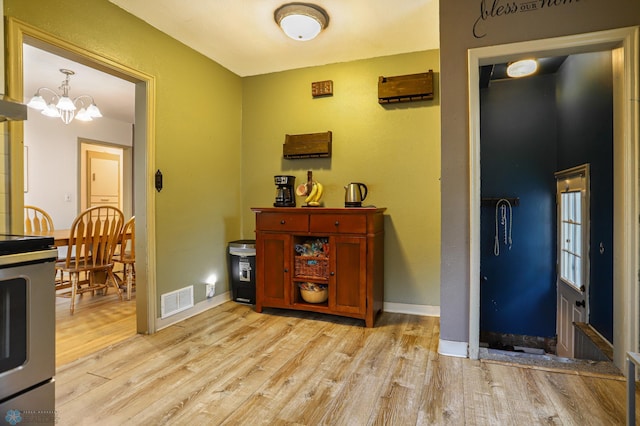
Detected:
left=161, top=285, right=194, bottom=319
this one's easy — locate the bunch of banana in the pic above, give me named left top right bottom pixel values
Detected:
left=304, top=181, right=324, bottom=206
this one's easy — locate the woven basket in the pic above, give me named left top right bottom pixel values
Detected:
left=294, top=256, right=328, bottom=279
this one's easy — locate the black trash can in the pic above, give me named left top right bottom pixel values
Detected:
left=227, top=240, right=256, bottom=304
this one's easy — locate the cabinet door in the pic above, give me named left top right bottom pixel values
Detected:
left=257, top=233, right=291, bottom=308
left=330, top=236, right=366, bottom=315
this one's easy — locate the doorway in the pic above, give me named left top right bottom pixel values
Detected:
left=6, top=18, right=158, bottom=339
left=80, top=140, right=132, bottom=214
left=468, top=27, right=639, bottom=370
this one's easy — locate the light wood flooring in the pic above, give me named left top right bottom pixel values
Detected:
left=56, top=289, right=137, bottom=367
left=54, top=301, right=638, bottom=425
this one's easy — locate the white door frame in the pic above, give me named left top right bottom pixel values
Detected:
left=468, top=27, right=639, bottom=370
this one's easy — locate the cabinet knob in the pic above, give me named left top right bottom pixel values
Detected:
left=330, top=271, right=335, bottom=276
left=284, top=268, right=288, bottom=273
left=280, top=220, right=285, bottom=224
left=335, top=221, right=340, bottom=226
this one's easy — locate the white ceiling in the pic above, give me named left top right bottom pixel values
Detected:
left=24, top=0, right=439, bottom=124
left=108, top=0, right=440, bottom=77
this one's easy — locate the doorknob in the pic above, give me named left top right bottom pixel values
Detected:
left=576, top=300, right=586, bottom=308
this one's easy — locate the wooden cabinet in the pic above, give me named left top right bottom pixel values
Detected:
left=252, top=207, right=385, bottom=327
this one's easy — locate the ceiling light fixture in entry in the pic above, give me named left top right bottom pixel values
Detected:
left=506, top=59, right=538, bottom=78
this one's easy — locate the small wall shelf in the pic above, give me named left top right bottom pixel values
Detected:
left=283, top=131, right=332, bottom=159
left=481, top=197, right=520, bottom=207
left=378, top=70, right=434, bottom=104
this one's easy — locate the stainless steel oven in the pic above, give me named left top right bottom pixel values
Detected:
left=0, top=235, right=57, bottom=425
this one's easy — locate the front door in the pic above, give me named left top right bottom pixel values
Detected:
left=555, top=164, right=590, bottom=358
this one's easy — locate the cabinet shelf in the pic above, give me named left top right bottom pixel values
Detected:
left=293, top=276, right=328, bottom=283
left=292, top=301, right=330, bottom=310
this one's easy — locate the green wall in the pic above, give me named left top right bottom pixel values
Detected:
left=241, top=51, right=441, bottom=306
left=6, top=0, right=244, bottom=306
left=8, top=0, right=442, bottom=315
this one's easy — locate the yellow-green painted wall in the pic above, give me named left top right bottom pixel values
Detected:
left=7, top=0, right=441, bottom=312
left=6, top=0, right=244, bottom=305
left=242, top=51, right=441, bottom=305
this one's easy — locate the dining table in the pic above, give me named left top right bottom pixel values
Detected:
left=35, top=229, right=75, bottom=247
left=27, top=228, right=131, bottom=248
left=28, top=228, right=132, bottom=287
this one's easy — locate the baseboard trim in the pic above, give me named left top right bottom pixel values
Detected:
left=156, top=297, right=440, bottom=331
left=383, top=302, right=440, bottom=317
left=438, top=339, right=468, bottom=358
left=155, top=291, right=231, bottom=331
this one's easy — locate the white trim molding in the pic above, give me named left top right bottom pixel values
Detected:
left=383, top=302, right=440, bottom=317
left=438, top=339, right=468, bottom=358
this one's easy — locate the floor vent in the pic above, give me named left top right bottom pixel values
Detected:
left=161, top=286, right=194, bottom=319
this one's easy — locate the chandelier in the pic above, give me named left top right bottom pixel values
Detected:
left=27, top=69, right=102, bottom=124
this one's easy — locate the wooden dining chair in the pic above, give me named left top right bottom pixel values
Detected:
left=55, top=206, right=125, bottom=314
left=24, top=205, right=54, bottom=234
left=113, top=216, right=135, bottom=300
left=24, top=205, right=71, bottom=288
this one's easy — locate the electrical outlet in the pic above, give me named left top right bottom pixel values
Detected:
left=205, top=283, right=215, bottom=298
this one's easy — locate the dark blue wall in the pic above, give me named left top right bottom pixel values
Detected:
left=480, top=52, right=614, bottom=341
left=480, top=75, right=558, bottom=338
left=556, top=52, right=614, bottom=342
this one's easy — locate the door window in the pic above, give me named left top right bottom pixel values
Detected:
left=556, top=165, right=590, bottom=292
left=560, top=191, right=583, bottom=288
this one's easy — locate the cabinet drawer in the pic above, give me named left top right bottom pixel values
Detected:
left=91, top=195, right=118, bottom=203
left=310, top=214, right=366, bottom=234
left=257, top=213, right=308, bottom=232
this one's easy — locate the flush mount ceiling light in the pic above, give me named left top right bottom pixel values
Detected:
left=275, top=3, right=329, bottom=41
left=27, top=69, right=102, bottom=124
left=506, top=59, right=538, bottom=78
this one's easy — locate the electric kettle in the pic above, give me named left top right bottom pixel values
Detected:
left=344, top=182, right=368, bottom=207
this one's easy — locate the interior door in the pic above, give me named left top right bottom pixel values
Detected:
left=87, top=151, right=121, bottom=210
left=555, top=164, right=590, bottom=358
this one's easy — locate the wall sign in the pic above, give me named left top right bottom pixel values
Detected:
left=473, top=0, right=582, bottom=38
left=312, top=80, right=333, bottom=98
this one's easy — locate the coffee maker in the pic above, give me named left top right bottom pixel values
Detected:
left=274, top=175, right=296, bottom=207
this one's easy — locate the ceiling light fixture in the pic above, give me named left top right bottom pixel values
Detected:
left=506, top=59, right=538, bottom=78
left=27, top=69, right=102, bottom=124
left=274, top=3, right=329, bottom=41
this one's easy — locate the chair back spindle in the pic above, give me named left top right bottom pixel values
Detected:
left=24, top=205, right=54, bottom=235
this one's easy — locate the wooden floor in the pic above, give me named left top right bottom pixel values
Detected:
left=56, top=289, right=137, bottom=367
left=54, top=301, right=638, bottom=425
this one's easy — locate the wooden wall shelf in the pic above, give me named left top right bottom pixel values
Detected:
left=283, top=131, right=332, bottom=159
left=378, top=70, right=434, bottom=104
